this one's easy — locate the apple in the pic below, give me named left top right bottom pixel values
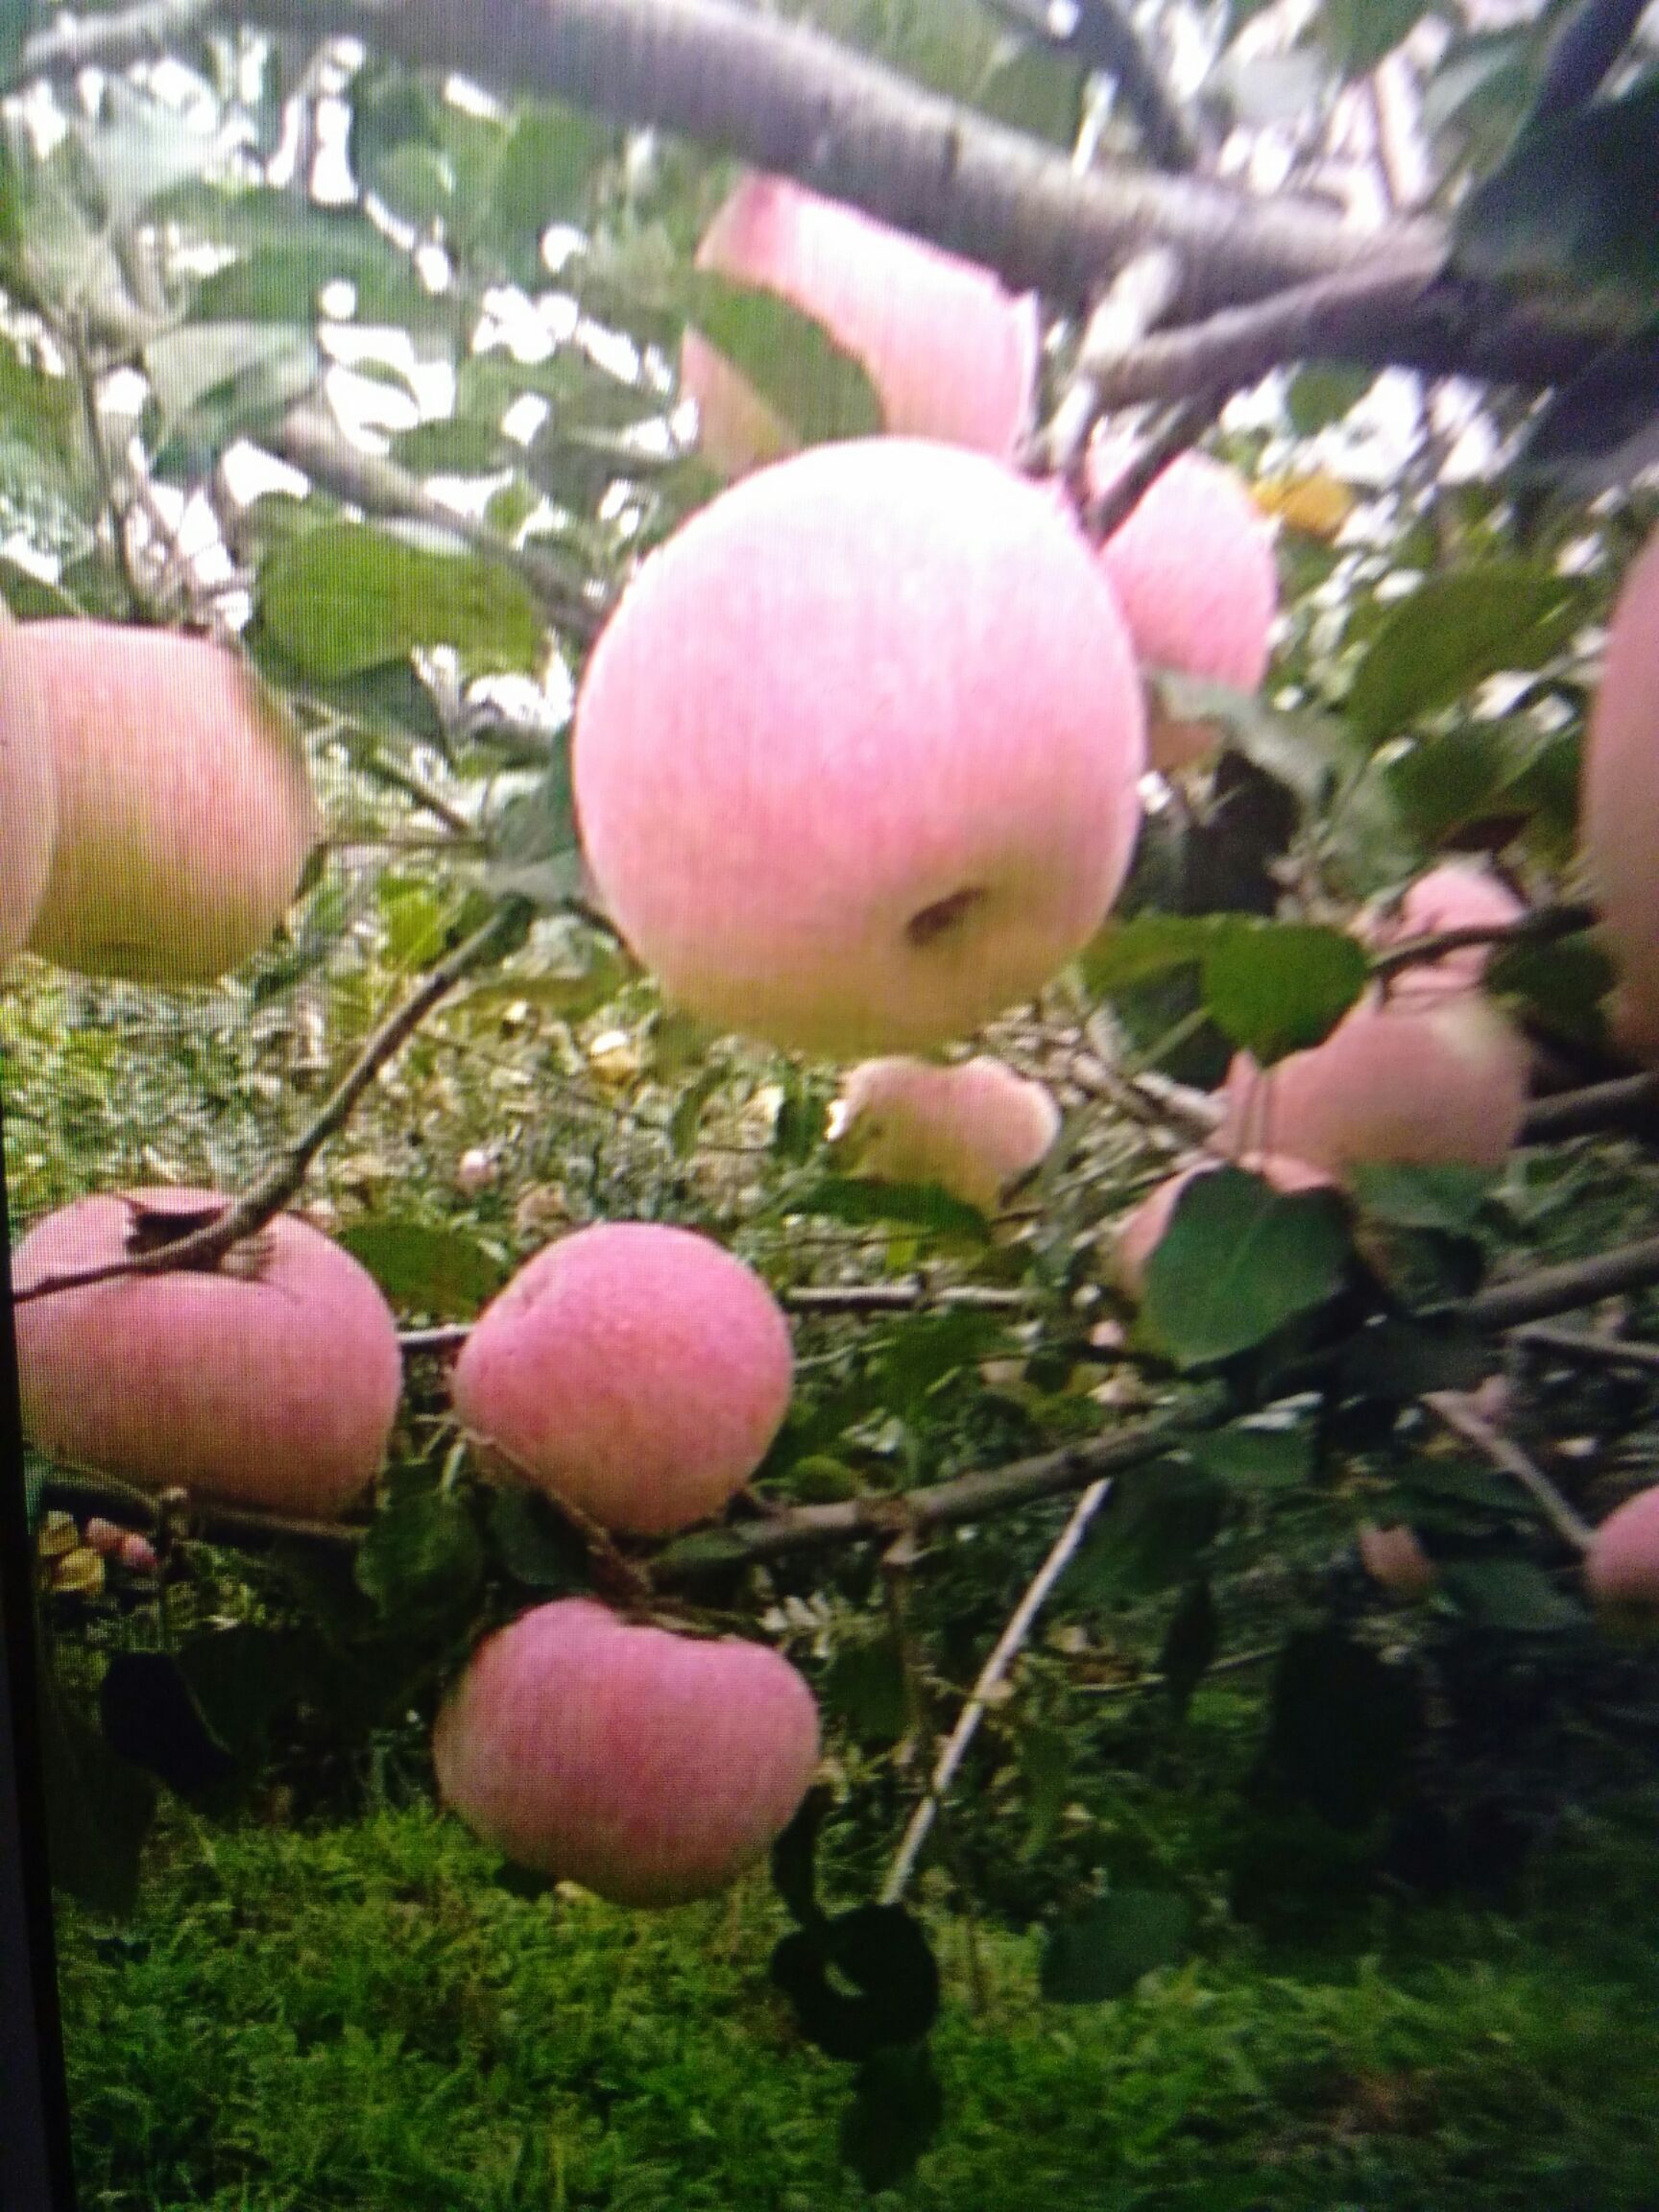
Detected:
left=1112, top=1152, right=1334, bottom=1298
left=13, top=622, right=323, bottom=983
left=1582, top=524, right=1659, bottom=1062
left=0, top=608, right=58, bottom=963
left=452, top=1222, right=794, bottom=1536
left=1366, top=862, right=1527, bottom=1001
left=682, top=173, right=1039, bottom=478
left=12, top=1187, right=403, bottom=1518
left=1358, top=1522, right=1437, bottom=1600
left=573, top=438, right=1146, bottom=1057
left=1585, top=1484, right=1659, bottom=1614
left=1092, top=448, right=1279, bottom=775
left=1216, top=991, right=1530, bottom=1181
left=835, top=1055, right=1061, bottom=1213
left=432, top=1597, right=821, bottom=1906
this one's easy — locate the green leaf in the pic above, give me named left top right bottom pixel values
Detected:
left=337, top=1219, right=504, bottom=1318
left=1319, top=0, right=1430, bottom=78
left=487, top=1488, right=589, bottom=1593
left=783, top=1175, right=990, bottom=1247
left=1078, top=913, right=1218, bottom=997
left=878, top=1309, right=1005, bottom=1415
left=682, top=268, right=884, bottom=447
left=1141, top=1168, right=1353, bottom=1370
left=1019, top=1724, right=1073, bottom=1860
left=483, top=749, right=584, bottom=910
left=823, top=1634, right=909, bottom=1746
left=1158, top=1578, right=1219, bottom=1713
left=1348, top=1162, right=1500, bottom=1233
left=772, top=1904, right=940, bottom=2061
left=839, top=2044, right=944, bottom=2193
left=1346, top=563, right=1589, bottom=743
left=1485, top=932, right=1616, bottom=1049
left=355, top=1472, right=485, bottom=1625
left=482, top=101, right=613, bottom=278
left=1188, top=1420, right=1313, bottom=1490
left=1381, top=717, right=1557, bottom=844
left=1286, top=363, right=1375, bottom=434
left=1454, top=76, right=1659, bottom=323
left=38, top=1680, right=157, bottom=1920
left=1071, top=1464, right=1226, bottom=1601
left=257, top=522, right=543, bottom=681
left=1440, top=1556, right=1586, bottom=1631
left=145, top=323, right=320, bottom=475
left=1040, top=1888, right=1191, bottom=2002
left=1201, top=922, right=1367, bottom=1066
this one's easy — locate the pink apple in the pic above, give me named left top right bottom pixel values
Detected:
left=1585, top=1485, right=1659, bottom=1613
left=1358, top=1522, right=1437, bottom=1600
left=573, top=439, right=1146, bottom=1057
left=1367, top=862, right=1527, bottom=1002
left=452, top=1222, right=794, bottom=1536
left=1216, top=992, right=1530, bottom=1181
left=1582, top=525, right=1659, bottom=1062
left=835, top=1055, right=1061, bottom=1212
left=1093, top=449, right=1279, bottom=775
left=14, top=622, right=322, bottom=983
left=12, top=1187, right=403, bottom=1518
left=1112, top=1152, right=1334, bottom=1298
left=432, top=1598, right=821, bottom=1906
left=682, top=173, right=1039, bottom=478
left=0, top=608, right=58, bottom=963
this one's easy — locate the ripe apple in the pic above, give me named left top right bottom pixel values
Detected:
left=1581, top=524, right=1659, bottom=1062
left=682, top=172, right=1039, bottom=478
left=1112, top=1152, right=1334, bottom=1298
left=1216, top=991, right=1529, bottom=1181
left=835, top=1055, right=1061, bottom=1213
left=0, top=608, right=57, bottom=963
left=452, top=1222, right=794, bottom=1536
left=1092, top=448, right=1279, bottom=775
left=13, top=621, right=323, bottom=983
left=1358, top=1522, right=1437, bottom=1600
left=432, top=1597, right=821, bottom=1906
left=573, top=438, right=1146, bottom=1057
left=1585, top=1484, right=1659, bottom=1614
left=1366, top=862, right=1527, bottom=1002
left=12, top=1187, right=403, bottom=1518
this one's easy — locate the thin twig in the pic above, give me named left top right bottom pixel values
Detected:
left=1529, top=0, right=1650, bottom=125
left=14, top=901, right=530, bottom=1306
left=1520, top=1072, right=1659, bottom=1142
left=1466, top=1235, right=1659, bottom=1334
left=1030, top=246, right=1186, bottom=485
left=1075, top=1642, right=1277, bottom=1695
left=880, top=1478, right=1112, bottom=1904
left=1369, top=902, right=1597, bottom=985
left=1423, top=1389, right=1595, bottom=1551
left=1511, top=1324, right=1659, bottom=1379
left=1079, top=393, right=1228, bottom=541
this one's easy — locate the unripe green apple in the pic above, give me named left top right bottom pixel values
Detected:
left=1112, top=1152, right=1334, bottom=1298
left=1585, top=1485, right=1659, bottom=1615
left=682, top=173, right=1038, bottom=478
left=432, top=1598, right=821, bottom=1906
left=452, top=1222, right=794, bottom=1536
left=574, top=439, right=1146, bottom=1057
left=835, top=1055, right=1060, bottom=1212
left=1216, top=992, right=1529, bottom=1182
left=12, top=1187, right=403, bottom=1517
left=14, top=621, right=322, bottom=983
left=1092, top=449, right=1279, bottom=776
left=0, top=607, right=57, bottom=963
left=1582, top=524, right=1659, bottom=1062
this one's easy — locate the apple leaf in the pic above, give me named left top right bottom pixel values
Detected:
left=682, top=268, right=884, bottom=448
left=1319, top=0, right=1430, bottom=79
left=1201, top=922, right=1368, bottom=1066
left=1346, top=562, right=1590, bottom=744
left=1040, top=1888, right=1192, bottom=2002
left=338, top=1219, right=505, bottom=1317
left=1141, top=1167, right=1353, bottom=1369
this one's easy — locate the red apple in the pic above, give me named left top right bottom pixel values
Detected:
left=835, top=1056, right=1061, bottom=1212
left=1366, top=862, right=1527, bottom=1002
left=1585, top=1485, right=1659, bottom=1613
left=1358, top=1522, right=1437, bottom=1600
left=0, top=607, right=58, bottom=963
left=1582, top=525, right=1659, bottom=1062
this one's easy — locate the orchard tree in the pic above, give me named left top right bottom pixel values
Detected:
left=3, top=0, right=1659, bottom=2187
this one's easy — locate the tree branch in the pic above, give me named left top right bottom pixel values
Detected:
left=1529, top=0, right=1652, bottom=126
left=14, top=899, right=530, bottom=1306
left=1370, top=902, right=1598, bottom=985
left=1466, top=1234, right=1659, bottom=1334
left=1512, top=1322, right=1659, bottom=1378
left=1520, top=1072, right=1659, bottom=1142
left=1424, top=1388, right=1595, bottom=1551
left=1028, top=243, right=1186, bottom=483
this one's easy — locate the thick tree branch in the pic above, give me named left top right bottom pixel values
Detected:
left=1520, top=1072, right=1659, bottom=1142
left=14, top=899, right=530, bottom=1306
left=1529, top=0, right=1652, bottom=125
left=1466, top=1235, right=1659, bottom=1334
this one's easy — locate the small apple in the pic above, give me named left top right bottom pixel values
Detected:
left=1581, top=524, right=1659, bottom=1062
left=835, top=1056, right=1060, bottom=1212
left=1358, top=1522, right=1437, bottom=1600
left=573, top=438, right=1146, bottom=1057
left=683, top=173, right=1038, bottom=477
left=452, top=1222, right=794, bottom=1536
left=432, top=1598, right=821, bottom=1906
left=1585, top=1484, right=1659, bottom=1615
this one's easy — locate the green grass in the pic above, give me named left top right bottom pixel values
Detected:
left=57, top=1798, right=1659, bottom=2212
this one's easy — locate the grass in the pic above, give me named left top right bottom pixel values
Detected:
left=57, top=1792, right=1659, bottom=2212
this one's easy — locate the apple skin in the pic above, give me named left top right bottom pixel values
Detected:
left=682, top=173, right=1039, bottom=478
left=1358, top=1522, right=1437, bottom=1600
left=1112, top=1152, right=1334, bottom=1298
left=14, top=622, right=322, bottom=983
left=431, top=1598, right=822, bottom=1907
left=1366, top=863, right=1527, bottom=1002
left=1093, top=450, right=1279, bottom=776
left=1585, top=1485, right=1659, bottom=1613
left=452, top=1223, right=794, bottom=1537
left=0, top=609, right=58, bottom=963
left=12, top=1188, right=403, bottom=1518
left=1582, top=524, right=1659, bottom=1062
left=1216, top=992, right=1530, bottom=1182
left=836, top=1056, right=1061, bottom=1212
left=573, top=439, right=1147, bottom=1058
